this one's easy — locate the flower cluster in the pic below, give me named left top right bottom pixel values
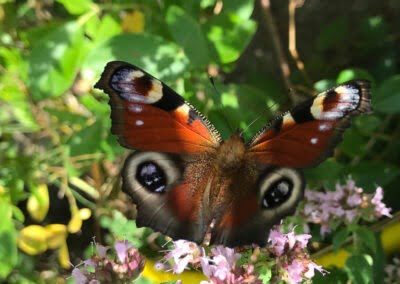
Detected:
left=200, top=246, right=258, bottom=284
left=158, top=227, right=324, bottom=283
left=384, top=256, right=400, bottom=284
left=297, top=179, right=392, bottom=236
left=267, top=227, right=326, bottom=283
left=72, top=240, right=145, bottom=284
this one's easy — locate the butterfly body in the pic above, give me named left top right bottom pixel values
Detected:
left=95, top=61, right=372, bottom=247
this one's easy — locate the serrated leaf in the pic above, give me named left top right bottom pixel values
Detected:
left=166, top=6, right=209, bottom=68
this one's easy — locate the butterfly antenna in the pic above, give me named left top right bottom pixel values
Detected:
left=240, top=99, right=283, bottom=137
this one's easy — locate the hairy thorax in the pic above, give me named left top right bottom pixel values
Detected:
left=215, top=134, right=247, bottom=174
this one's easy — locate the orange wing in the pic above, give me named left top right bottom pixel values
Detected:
left=95, top=61, right=222, bottom=154
left=247, top=80, right=372, bottom=168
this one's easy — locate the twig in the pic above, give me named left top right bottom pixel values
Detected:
left=260, top=0, right=297, bottom=104
left=288, top=0, right=313, bottom=87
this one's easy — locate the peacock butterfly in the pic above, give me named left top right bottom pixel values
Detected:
left=95, top=61, right=372, bottom=247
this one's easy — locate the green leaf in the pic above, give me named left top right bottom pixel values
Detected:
left=166, top=6, right=210, bottom=68
left=337, top=68, right=374, bottom=84
left=316, top=18, right=348, bottom=50
left=374, top=75, right=400, bottom=113
left=87, top=14, right=122, bottom=44
left=83, top=33, right=188, bottom=83
left=354, top=115, right=381, bottom=135
left=258, top=267, right=272, bottom=284
left=0, top=198, right=18, bottom=279
left=340, top=130, right=366, bottom=157
left=27, top=22, right=88, bottom=101
left=305, top=160, right=345, bottom=189
left=79, top=94, right=109, bottom=115
left=333, top=228, right=350, bottom=252
left=314, top=79, right=336, bottom=93
left=355, top=227, right=376, bottom=254
left=349, top=161, right=400, bottom=193
left=345, top=254, right=373, bottom=284
left=223, top=0, right=255, bottom=20
left=99, top=211, right=148, bottom=249
left=206, top=15, right=256, bottom=63
left=67, top=120, right=104, bottom=156
left=56, top=0, right=92, bottom=15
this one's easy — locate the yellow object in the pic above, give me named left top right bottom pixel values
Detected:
left=45, top=224, right=68, bottom=249
left=18, top=225, right=48, bottom=255
left=315, top=248, right=350, bottom=268
left=58, top=241, right=71, bottom=269
left=68, top=208, right=91, bottom=233
left=122, top=10, right=145, bottom=33
left=142, top=259, right=207, bottom=284
left=27, top=184, right=49, bottom=222
left=380, top=220, right=400, bottom=254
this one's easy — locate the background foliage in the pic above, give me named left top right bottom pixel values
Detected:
left=1, top=0, right=399, bottom=283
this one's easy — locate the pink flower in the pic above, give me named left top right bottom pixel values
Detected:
left=96, top=244, right=109, bottom=257
left=304, top=262, right=326, bottom=279
left=347, top=194, right=362, bottom=207
left=268, top=229, right=287, bottom=256
left=72, top=267, right=87, bottom=284
left=114, top=240, right=132, bottom=262
left=163, top=240, right=201, bottom=274
left=286, top=260, right=304, bottom=283
left=371, top=187, right=392, bottom=218
left=345, top=209, right=358, bottom=222
left=298, top=179, right=392, bottom=237
left=200, top=246, right=244, bottom=283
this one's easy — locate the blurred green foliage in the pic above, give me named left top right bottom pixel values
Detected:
left=0, top=0, right=399, bottom=283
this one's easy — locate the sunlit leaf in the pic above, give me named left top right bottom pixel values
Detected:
left=27, top=22, right=88, bottom=101
left=82, top=33, right=188, bottom=83
left=337, top=68, right=374, bottom=84
left=345, top=254, right=373, bottom=284
left=27, top=184, right=49, bottom=222
left=166, top=6, right=209, bottom=68
left=205, top=15, right=256, bottom=63
left=55, top=0, right=92, bottom=15
left=0, top=198, right=18, bottom=278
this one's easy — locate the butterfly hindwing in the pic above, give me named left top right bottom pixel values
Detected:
left=247, top=80, right=372, bottom=168
left=122, top=151, right=215, bottom=243
left=95, top=61, right=222, bottom=154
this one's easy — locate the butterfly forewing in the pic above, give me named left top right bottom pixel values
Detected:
left=247, top=80, right=372, bottom=168
left=95, top=61, right=222, bottom=154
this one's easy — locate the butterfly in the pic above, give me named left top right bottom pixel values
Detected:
left=95, top=61, right=372, bottom=247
